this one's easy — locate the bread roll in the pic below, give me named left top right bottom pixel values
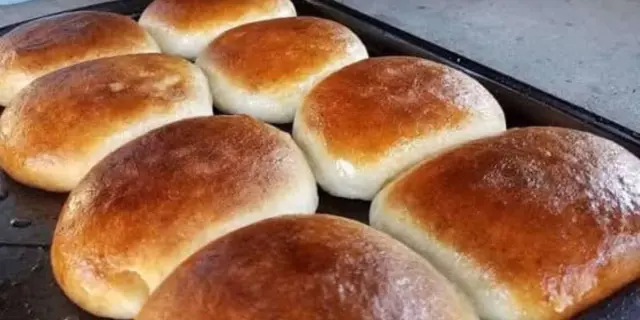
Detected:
left=0, top=11, right=160, bottom=107
left=371, top=127, right=640, bottom=320
left=137, top=214, right=478, bottom=320
left=139, top=0, right=296, bottom=59
left=51, top=115, right=319, bottom=319
left=293, top=56, right=505, bottom=200
left=0, top=53, right=212, bottom=192
left=196, top=17, right=368, bottom=124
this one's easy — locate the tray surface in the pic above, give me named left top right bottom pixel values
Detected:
left=0, top=1, right=638, bottom=319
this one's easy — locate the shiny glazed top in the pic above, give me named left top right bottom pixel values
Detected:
left=386, top=126, right=640, bottom=318
left=300, top=56, right=501, bottom=164
left=0, top=11, right=157, bottom=75
left=140, top=0, right=292, bottom=30
left=201, top=17, right=362, bottom=91
left=137, top=214, right=477, bottom=320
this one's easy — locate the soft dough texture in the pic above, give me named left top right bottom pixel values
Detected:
left=51, top=116, right=319, bottom=319
left=139, top=0, right=296, bottom=59
left=196, top=17, right=368, bottom=124
left=0, top=11, right=160, bottom=107
left=137, top=214, right=478, bottom=320
left=293, top=56, right=506, bottom=200
left=370, top=127, right=640, bottom=320
left=0, top=53, right=212, bottom=192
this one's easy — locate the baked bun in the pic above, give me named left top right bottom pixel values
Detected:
left=0, top=11, right=160, bottom=107
left=51, top=115, right=318, bottom=319
left=293, top=56, right=505, bottom=200
left=139, top=0, right=296, bottom=59
left=137, top=214, right=478, bottom=320
left=371, top=127, right=640, bottom=320
left=196, top=17, right=368, bottom=123
left=0, top=53, right=212, bottom=192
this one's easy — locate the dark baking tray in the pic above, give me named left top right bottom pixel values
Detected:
left=0, top=0, right=638, bottom=319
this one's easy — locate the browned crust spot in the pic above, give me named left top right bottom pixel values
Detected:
left=0, top=11, right=154, bottom=74
left=301, top=57, right=475, bottom=164
left=52, top=116, right=300, bottom=287
left=0, top=54, right=193, bottom=160
left=137, top=214, right=468, bottom=320
left=388, top=126, right=640, bottom=318
left=141, top=0, right=287, bottom=31
left=203, top=17, right=355, bottom=91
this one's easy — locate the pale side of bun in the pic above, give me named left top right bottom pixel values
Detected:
left=139, top=0, right=296, bottom=59
left=293, top=56, right=506, bottom=200
left=0, top=53, right=212, bottom=192
left=51, top=116, right=319, bottom=319
left=137, top=214, right=478, bottom=320
left=196, top=17, right=368, bottom=124
left=371, top=127, right=640, bottom=320
left=0, top=11, right=160, bottom=107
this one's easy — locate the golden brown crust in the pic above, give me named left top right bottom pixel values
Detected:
left=0, top=53, right=208, bottom=191
left=1, top=53, right=194, bottom=158
left=300, top=57, right=482, bottom=164
left=141, top=0, right=288, bottom=31
left=0, top=11, right=157, bottom=91
left=52, top=116, right=300, bottom=280
left=386, top=127, right=640, bottom=318
left=137, top=214, right=475, bottom=320
left=202, top=17, right=358, bottom=91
